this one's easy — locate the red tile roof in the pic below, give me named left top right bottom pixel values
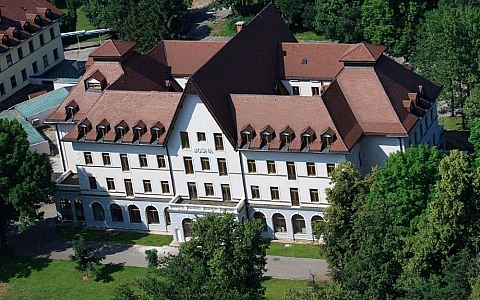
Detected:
left=340, top=44, right=386, bottom=63
left=89, top=40, right=137, bottom=59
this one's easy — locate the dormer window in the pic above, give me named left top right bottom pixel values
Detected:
left=77, top=118, right=92, bottom=140
left=85, top=70, right=107, bottom=91
left=34, top=15, right=41, bottom=25
left=115, top=120, right=129, bottom=141
left=2, top=34, right=8, bottom=45
left=260, top=125, right=275, bottom=148
left=23, top=22, right=30, bottom=31
left=65, top=100, right=79, bottom=120
left=150, top=122, right=165, bottom=140
left=13, top=28, right=20, bottom=39
left=320, top=127, right=336, bottom=147
left=133, top=120, right=147, bottom=141
left=45, top=9, right=52, bottom=18
left=280, top=126, right=294, bottom=147
left=96, top=119, right=110, bottom=140
left=86, top=79, right=102, bottom=90
left=301, top=126, right=316, bottom=149
left=240, top=124, right=255, bottom=148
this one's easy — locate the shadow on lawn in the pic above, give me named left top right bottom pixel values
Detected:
left=0, top=252, right=51, bottom=282
left=95, top=263, right=126, bottom=283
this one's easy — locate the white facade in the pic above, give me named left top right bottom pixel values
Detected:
left=0, top=22, right=64, bottom=101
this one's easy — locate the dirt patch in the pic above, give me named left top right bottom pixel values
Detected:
left=192, top=0, right=211, bottom=8
left=0, top=282, right=12, bottom=294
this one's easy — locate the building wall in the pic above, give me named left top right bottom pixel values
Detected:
left=281, top=79, right=330, bottom=96
left=0, top=22, right=64, bottom=101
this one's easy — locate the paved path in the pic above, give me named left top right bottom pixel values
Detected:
left=7, top=204, right=329, bottom=281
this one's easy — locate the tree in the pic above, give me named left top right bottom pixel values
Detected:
left=60, top=0, right=77, bottom=32
left=0, top=119, right=54, bottom=251
left=113, top=214, right=270, bottom=300
left=410, top=4, right=480, bottom=116
left=314, top=0, right=363, bottom=43
left=274, top=0, right=315, bottom=30
left=463, top=85, right=480, bottom=121
left=124, top=0, right=191, bottom=52
left=69, top=236, right=105, bottom=279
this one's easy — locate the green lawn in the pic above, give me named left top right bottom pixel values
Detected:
left=57, top=225, right=173, bottom=247
left=0, top=254, right=308, bottom=300
left=266, top=242, right=324, bottom=259
left=439, top=116, right=464, bottom=131
left=294, top=31, right=326, bottom=42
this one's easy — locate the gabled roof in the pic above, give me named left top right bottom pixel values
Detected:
left=340, top=43, right=386, bottom=63
left=189, top=3, right=297, bottom=147
left=148, top=40, right=227, bottom=77
left=89, top=40, right=136, bottom=59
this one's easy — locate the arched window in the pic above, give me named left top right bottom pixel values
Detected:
left=183, top=218, right=192, bottom=238
left=110, top=204, right=124, bottom=222
left=74, top=198, right=85, bottom=222
left=128, top=205, right=141, bottom=223
left=253, top=212, right=267, bottom=231
left=164, top=208, right=171, bottom=226
left=92, top=202, right=105, bottom=221
left=272, top=213, right=286, bottom=233
left=146, top=206, right=159, bottom=224
left=292, top=214, right=306, bottom=234
left=59, top=198, right=73, bottom=221
left=311, top=215, right=324, bottom=235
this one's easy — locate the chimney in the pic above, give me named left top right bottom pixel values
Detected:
left=235, top=21, right=245, bottom=33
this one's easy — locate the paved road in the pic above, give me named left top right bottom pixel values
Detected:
left=7, top=204, right=329, bottom=281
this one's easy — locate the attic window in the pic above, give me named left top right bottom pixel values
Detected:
left=240, top=124, right=255, bottom=147
left=86, top=80, right=102, bottom=90
left=151, top=122, right=165, bottom=139
left=34, top=15, right=41, bottom=25
left=260, top=125, right=275, bottom=147
left=280, top=126, right=294, bottom=146
left=262, top=132, right=272, bottom=144
left=13, top=28, right=20, bottom=39
left=2, top=35, right=8, bottom=45
left=133, top=120, right=147, bottom=140
left=301, top=126, right=316, bottom=146
left=115, top=120, right=129, bottom=140
left=45, top=9, right=52, bottom=18
left=78, top=119, right=92, bottom=139
left=301, top=58, right=307, bottom=65
left=65, top=100, right=79, bottom=120
left=23, top=22, right=30, bottom=31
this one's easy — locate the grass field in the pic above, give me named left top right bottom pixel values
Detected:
left=0, top=254, right=308, bottom=300
left=266, top=242, right=324, bottom=259
left=57, top=225, right=173, bottom=247
left=439, top=116, right=464, bottom=131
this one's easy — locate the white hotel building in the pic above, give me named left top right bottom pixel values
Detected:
left=0, top=0, right=65, bottom=102
left=46, top=4, right=443, bottom=242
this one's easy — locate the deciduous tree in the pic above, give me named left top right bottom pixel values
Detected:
left=314, top=0, right=363, bottom=43
left=69, top=236, right=105, bottom=279
left=0, top=119, right=54, bottom=251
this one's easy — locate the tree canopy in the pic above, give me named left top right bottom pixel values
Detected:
left=0, top=119, right=54, bottom=250
left=113, top=214, right=270, bottom=300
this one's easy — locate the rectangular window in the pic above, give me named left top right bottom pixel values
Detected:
left=43, top=55, right=49, bottom=68
left=89, top=177, right=97, bottom=189
left=50, top=27, right=55, bottom=40
left=188, top=182, right=198, bottom=199
left=267, top=160, right=276, bottom=174
left=290, top=188, right=300, bottom=206
left=157, top=155, right=166, bottom=168
left=161, top=181, right=170, bottom=194
left=102, top=153, right=111, bottom=166
left=307, top=162, right=316, bottom=176
left=184, top=157, right=194, bottom=174
left=29, top=40, right=34, bottom=53
left=251, top=186, right=260, bottom=199
left=327, top=163, right=335, bottom=177
left=53, top=48, right=59, bottom=61
left=221, top=184, right=231, bottom=200
left=21, top=68, right=27, bottom=82
left=0, top=83, right=5, bottom=96
left=84, top=152, right=93, bottom=165
left=270, top=187, right=280, bottom=200
left=17, top=47, right=23, bottom=60
left=124, top=179, right=133, bottom=196
left=197, top=132, right=206, bottom=142
left=6, top=54, right=12, bottom=67
left=217, top=158, right=228, bottom=176
left=39, top=34, right=45, bottom=46
left=10, top=75, right=17, bottom=89
left=214, top=133, right=224, bottom=151
left=311, top=86, right=320, bottom=96
left=180, top=131, right=190, bottom=149
left=143, top=180, right=152, bottom=193
left=139, top=154, right=148, bottom=167
left=106, top=178, right=115, bottom=190
left=310, top=189, right=319, bottom=202
left=204, top=183, right=214, bottom=196
left=32, top=61, right=38, bottom=74
left=120, top=154, right=129, bottom=171
left=287, top=162, right=296, bottom=180
left=247, top=159, right=256, bottom=173
left=292, top=86, right=300, bottom=95
left=200, top=157, right=210, bottom=170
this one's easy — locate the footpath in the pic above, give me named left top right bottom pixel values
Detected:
left=8, top=204, right=329, bottom=281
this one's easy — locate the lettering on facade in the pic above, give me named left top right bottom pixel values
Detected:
left=193, top=148, right=214, bottom=154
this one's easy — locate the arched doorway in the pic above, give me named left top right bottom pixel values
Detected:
left=292, top=214, right=306, bottom=234
left=110, top=204, right=124, bottom=222
left=146, top=206, right=160, bottom=224
left=182, top=218, right=192, bottom=238
left=128, top=205, right=141, bottom=223
left=272, top=213, right=286, bottom=233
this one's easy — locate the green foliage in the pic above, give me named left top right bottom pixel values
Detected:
left=410, top=5, right=480, bottom=116
left=82, top=0, right=135, bottom=38
left=113, top=214, right=270, bottom=300
left=469, top=118, right=480, bottom=164
left=314, top=0, right=363, bottom=43
left=144, top=249, right=158, bottom=269
left=60, top=0, right=77, bottom=32
left=0, top=118, right=54, bottom=250
left=464, top=86, right=480, bottom=121
left=274, top=0, right=315, bottom=30
left=68, top=236, right=105, bottom=279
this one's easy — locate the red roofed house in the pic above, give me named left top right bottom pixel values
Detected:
left=0, top=0, right=65, bottom=102
left=46, top=3, right=443, bottom=242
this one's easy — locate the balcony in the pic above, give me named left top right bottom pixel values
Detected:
left=169, top=195, right=246, bottom=215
